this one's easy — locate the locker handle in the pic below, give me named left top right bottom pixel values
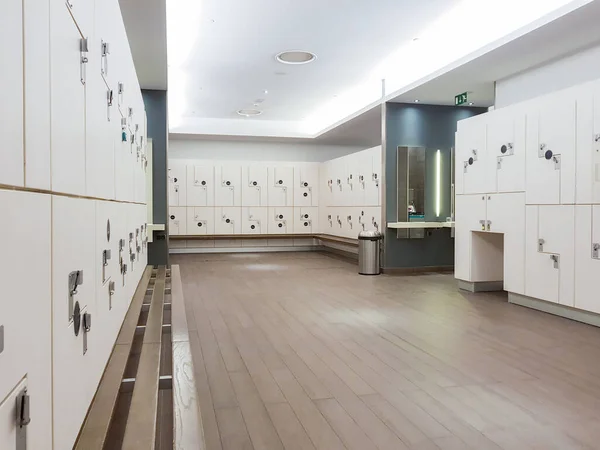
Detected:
left=80, top=38, right=89, bottom=85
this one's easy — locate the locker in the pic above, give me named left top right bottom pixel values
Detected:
left=134, top=151, right=147, bottom=204
left=0, top=379, right=29, bottom=450
left=321, top=207, right=336, bottom=235
left=525, top=205, right=575, bottom=305
left=320, top=160, right=334, bottom=207
left=294, top=207, right=319, bottom=234
left=574, top=205, right=600, bottom=313
left=294, top=165, right=319, bottom=207
left=114, top=125, right=135, bottom=202
left=268, top=207, right=293, bottom=234
left=186, top=163, right=213, bottom=206
left=0, top=191, right=52, bottom=450
left=50, top=3, right=87, bottom=196
left=576, top=86, right=600, bottom=204
left=343, top=208, right=359, bottom=238
left=66, top=0, right=94, bottom=38
left=330, top=160, right=347, bottom=207
left=365, top=147, right=382, bottom=206
left=242, top=207, right=268, bottom=234
left=0, top=0, right=24, bottom=188
left=526, top=93, right=576, bottom=205
left=456, top=116, right=489, bottom=195
left=488, top=110, right=526, bottom=193
left=52, top=196, right=99, bottom=450
left=186, top=207, right=215, bottom=235
left=93, top=0, right=116, bottom=89
left=356, top=207, right=380, bottom=233
left=169, top=207, right=187, bottom=236
left=215, top=165, right=242, bottom=206
left=242, top=165, right=268, bottom=206
left=215, top=207, right=241, bottom=235
left=168, top=161, right=188, bottom=206
left=268, top=166, right=294, bottom=206
left=351, top=154, right=368, bottom=207
left=127, top=204, right=145, bottom=287
left=454, top=194, right=487, bottom=281
left=332, top=208, right=345, bottom=236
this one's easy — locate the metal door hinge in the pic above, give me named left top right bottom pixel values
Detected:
left=593, top=243, right=600, bottom=259
left=68, top=270, right=84, bottom=321
left=550, top=254, right=559, bottom=269
left=80, top=38, right=89, bottom=85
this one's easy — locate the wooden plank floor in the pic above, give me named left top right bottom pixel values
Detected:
left=172, top=252, right=600, bottom=450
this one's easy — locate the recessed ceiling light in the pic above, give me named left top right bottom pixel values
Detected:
left=414, top=99, right=420, bottom=103
left=469, top=102, right=474, bottom=106
left=276, top=50, right=317, bottom=65
left=237, top=109, right=262, bottom=117
left=264, top=90, right=269, bottom=94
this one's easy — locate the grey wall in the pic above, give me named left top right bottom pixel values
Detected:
left=142, top=89, right=169, bottom=266
left=384, top=103, right=485, bottom=268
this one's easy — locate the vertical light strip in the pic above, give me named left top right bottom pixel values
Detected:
left=436, top=150, right=441, bottom=217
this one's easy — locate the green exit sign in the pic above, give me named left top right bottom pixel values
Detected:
left=455, top=92, right=468, bottom=106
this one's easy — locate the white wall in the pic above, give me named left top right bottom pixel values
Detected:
left=169, top=138, right=365, bottom=162
left=496, top=42, right=600, bottom=108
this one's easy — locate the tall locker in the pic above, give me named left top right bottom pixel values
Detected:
left=488, top=110, right=526, bottom=193
left=330, top=160, right=347, bottom=206
left=66, top=0, right=94, bottom=37
left=366, top=148, right=382, bottom=206
left=114, top=129, right=135, bottom=202
left=268, top=166, right=294, bottom=206
left=242, top=207, right=268, bottom=234
left=50, top=3, right=87, bottom=195
left=242, top=165, right=268, bottom=206
left=186, top=163, right=213, bottom=207
left=321, top=207, right=336, bottom=235
left=186, top=207, right=215, bottom=235
left=0, top=0, right=24, bottom=187
left=456, top=116, right=489, bottom=195
left=168, top=161, right=187, bottom=207
left=576, top=85, right=600, bottom=204
left=294, top=207, right=319, bottom=234
left=454, top=194, right=487, bottom=281
left=268, top=207, right=293, bottom=234
left=215, top=165, right=242, bottom=206
left=574, top=205, right=600, bottom=313
left=350, top=153, right=368, bottom=207
left=321, top=160, right=334, bottom=207
left=0, top=191, right=52, bottom=449
left=215, top=207, right=241, bottom=235
left=294, top=165, right=319, bottom=207
left=169, top=207, right=187, bottom=236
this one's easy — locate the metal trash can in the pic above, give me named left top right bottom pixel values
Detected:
left=358, top=230, right=382, bottom=275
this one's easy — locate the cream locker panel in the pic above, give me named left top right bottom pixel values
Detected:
left=268, top=166, right=294, bottom=206
left=242, top=207, right=268, bottom=234
left=576, top=87, right=600, bottom=204
left=268, top=207, right=293, bottom=234
left=114, top=131, right=135, bottom=202
left=486, top=193, right=526, bottom=295
left=137, top=204, right=149, bottom=267
left=574, top=206, right=600, bottom=313
left=0, top=0, right=24, bottom=187
left=168, top=161, right=187, bottom=207
left=215, top=207, right=241, bottom=235
left=321, top=207, right=336, bottom=235
left=366, top=148, right=382, bottom=206
left=186, top=164, right=213, bottom=207
left=333, top=208, right=345, bottom=236
left=242, top=165, right=268, bottom=206
left=343, top=207, right=360, bottom=238
left=114, top=203, right=132, bottom=292
left=454, top=194, right=487, bottom=281
left=215, top=165, right=242, bottom=206
left=169, top=207, right=187, bottom=236
left=51, top=3, right=87, bottom=196
left=0, top=379, right=29, bottom=450
left=526, top=93, right=576, bottom=205
left=66, top=0, right=94, bottom=37
left=127, top=205, right=145, bottom=285
left=186, top=207, right=215, bottom=235
left=52, top=196, right=99, bottom=450
left=344, top=157, right=358, bottom=206
left=135, top=153, right=148, bottom=204
left=488, top=110, right=526, bottom=193
left=352, top=153, right=369, bottom=207
left=331, top=161, right=348, bottom=206
left=294, top=207, right=319, bottom=234
left=294, top=164, right=319, bottom=207
left=0, top=191, right=52, bottom=449
left=457, top=117, right=488, bottom=195
left=321, top=161, right=334, bottom=207
left=356, top=207, right=380, bottom=232
left=24, top=0, right=51, bottom=190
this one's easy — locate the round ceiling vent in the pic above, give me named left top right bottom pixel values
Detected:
left=237, top=109, right=263, bottom=117
left=276, top=51, right=317, bottom=65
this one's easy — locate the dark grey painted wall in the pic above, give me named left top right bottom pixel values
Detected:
left=384, top=103, right=486, bottom=268
left=142, top=89, right=169, bottom=266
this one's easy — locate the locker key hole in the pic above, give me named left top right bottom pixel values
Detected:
left=545, top=149, right=553, bottom=160
left=278, top=215, right=283, bottom=219
left=197, top=223, right=202, bottom=227
left=251, top=225, right=256, bottom=230
left=226, top=181, right=231, bottom=186
left=173, top=177, right=178, bottom=183
left=73, top=302, right=82, bottom=337
left=253, top=181, right=257, bottom=186
left=226, top=219, right=231, bottom=223
left=278, top=223, right=283, bottom=228
left=304, top=222, right=309, bottom=227
left=170, top=215, right=175, bottom=220
left=501, top=145, right=507, bottom=154
left=303, top=193, right=308, bottom=197
left=304, top=214, right=309, bottom=219
left=201, top=181, right=206, bottom=186
left=278, top=180, right=283, bottom=184
left=303, top=182, right=308, bottom=187
left=468, top=157, right=474, bottom=165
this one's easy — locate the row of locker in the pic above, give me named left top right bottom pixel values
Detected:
left=0, top=190, right=147, bottom=450
left=1, top=0, right=147, bottom=202
left=168, top=161, right=320, bottom=207
left=456, top=79, right=600, bottom=205
left=169, top=206, right=320, bottom=235
left=320, top=146, right=382, bottom=207
left=455, top=193, right=600, bottom=314
left=320, top=207, right=382, bottom=239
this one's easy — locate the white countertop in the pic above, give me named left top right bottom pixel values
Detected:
left=387, top=221, right=455, bottom=229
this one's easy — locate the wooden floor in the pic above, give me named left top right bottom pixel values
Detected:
left=173, top=252, right=600, bottom=450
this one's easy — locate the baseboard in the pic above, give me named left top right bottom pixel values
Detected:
left=508, top=292, right=600, bottom=328
left=457, top=280, right=504, bottom=293
left=170, top=246, right=320, bottom=254
left=382, top=266, right=454, bottom=275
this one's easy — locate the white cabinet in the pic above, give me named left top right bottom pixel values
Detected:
left=215, top=207, right=241, bottom=235
left=187, top=163, right=214, bottom=207
left=526, top=93, right=576, bottom=205
left=50, top=3, right=87, bottom=196
left=321, top=207, right=335, bottom=235
left=294, top=164, right=319, bottom=207
left=114, top=125, right=134, bottom=202
left=576, top=85, right=600, bottom=204
left=169, top=207, right=187, bottom=235
left=488, top=109, right=526, bottom=193
left=215, top=165, right=241, bottom=206
left=0, top=191, right=52, bottom=450
left=574, top=205, right=600, bottom=313
left=321, top=161, right=335, bottom=207
left=242, top=207, right=268, bottom=234
left=331, top=161, right=348, bottom=206
left=242, top=165, right=268, bottom=206
left=365, top=148, right=382, bottom=206
left=0, top=379, right=30, bottom=450
left=186, top=207, right=215, bottom=235
left=0, top=0, right=24, bottom=187
left=67, top=0, right=94, bottom=38
left=456, top=116, right=489, bottom=195
left=268, top=207, right=293, bottom=234
left=268, top=166, right=294, bottom=206
left=294, top=207, right=319, bottom=234
left=169, top=161, right=187, bottom=207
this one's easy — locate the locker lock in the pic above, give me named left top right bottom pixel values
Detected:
left=550, top=254, right=559, bottom=269
left=303, top=193, right=308, bottom=197
left=304, top=222, right=309, bottom=227
left=225, top=218, right=231, bottom=223
left=278, top=180, right=283, bottom=184
left=592, top=243, right=599, bottom=259
left=73, top=301, right=82, bottom=336
left=278, top=214, right=284, bottom=219
left=83, top=312, right=92, bottom=333
left=501, top=145, right=507, bottom=154
left=278, top=223, right=283, bottom=228
left=173, top=177, right=178, bottom=183
left=303, top=182, right=308, bottom=187
left=468, top=157, right=474, bottom=165
left=202, top=180, right=206, bottom=186
left=226, top=181, right=231, bottom=186
left=197, top=222, right=203, bottom=227
left=68, top=270, right=84, bottom=321
left=103, top=249, right=112, bottom=267
left=108, top=281, right=115, bottom=310
left=500, top=143, right=514, bottom=155
left=253, top=181, right=258, bottom=186
left=304, top=214, right=309, bottom=219
left=251, top=225, right=256, bottom=230
left=170, top=215, right=175, bottom=220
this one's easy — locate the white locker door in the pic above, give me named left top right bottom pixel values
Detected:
left=187, top=164, right=214, bottom=207
left=52, top=196, right=98, bottom=450
left=576, top=87, right=600, bottom=204
left=215, top=166, right=241, bottom=206
left=454, top=194, right=487, bottom=281
left=0, top=0, right=24, bottom=187
left=168, top=161, right=187, bottom=207
left=321, top=207, right=335, bottom=235
left=526, top=95, right=576, bottom=205
left=457, top=117, right=488, bottom=195
left=242, top=207, right=268, bottom=234
left=321, top=161, right=334, bottom=207
left=169, top=207, right=187, bottom=236
left=365, top=148, right=382, bottom=206
left=331, top=161, right=347, bottom=207
left=114, top=126, right=135, bottom=202
left=352, top=154, right=369, bottom=207
left=489, top=111, right=526, bottom=193
left=0, top=191, right=52, bottom=450
left=0, top=379, right=29, bottom=450
left=215, top=207, right=241, bottom=235
left=268, top=207, right=293, bottom=234
left=574, top=205, right=600, bottom=313
left=268, top=166, right=294, bottom=206
left=343, top=208, right=360, bottom=238
left=186, top=207, right=215, bottom=235
left=294, top=207, right=319, bottom=234
left=486, top=193, right=526, bottom=295
left=333, top=209, right=345, bottom=236
left=51, top=4, right=87, bottom=196
left=242, top=165, right=268, bottom=206
left=67, top=0, right=94, bottom=37
left=294, top=165, right=319, bottom=207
